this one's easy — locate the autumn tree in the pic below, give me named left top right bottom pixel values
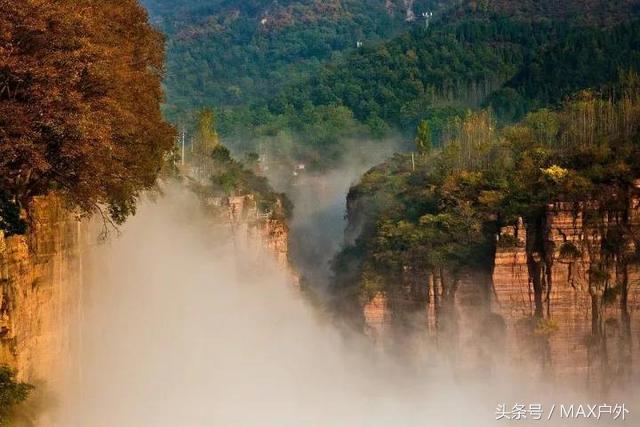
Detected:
left=187, top=107, right=220, bottom=180
left=0, top=0, right=175, bottom=233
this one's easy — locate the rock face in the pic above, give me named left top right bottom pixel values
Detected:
left=493, top=203, right=640, bottom=381
left=363, top=202, right=640, bottom=382
left=217, top=194, right=292, bottom=272
left=362, top=271, right=497, bottom=368
left=0, top=196, right=86, bottom=388
left=0, top=191, right=295, bottom=393
left=363, top=292, right=390, bottom=346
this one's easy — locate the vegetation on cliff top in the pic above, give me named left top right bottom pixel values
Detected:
left=0, top=0, right=175, bottom=235
left=184, top=109, right=292, bottom=221
left=332, top=81, right=640, bottom=324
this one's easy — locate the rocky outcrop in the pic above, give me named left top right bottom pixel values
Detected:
left=493, top=203, right=640, bottom=381
left=384, top=0, right=416, bottom=21
left=206, top=194, right=297, bottom=283
left=363, top=201, right=640, bottom=382
left=0, top=196, right=86, bottom=388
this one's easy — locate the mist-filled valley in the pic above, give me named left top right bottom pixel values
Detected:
left=48, top=187, right=487, bottom=426
left=2, top=0, right=640, bottom=426
left=43, top=187, right=639, bottom=426
left=269, top=140, right=402, bottom=291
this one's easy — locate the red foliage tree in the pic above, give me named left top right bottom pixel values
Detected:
left=0, top=0, right=175, bottom=231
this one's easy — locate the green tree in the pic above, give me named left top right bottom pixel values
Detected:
left=415, top=119, right=432, bottom=155
left=0, top=365, right=33, bottom=425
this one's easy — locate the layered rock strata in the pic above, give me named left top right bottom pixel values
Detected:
left=364, top=201, right=640, bottom=382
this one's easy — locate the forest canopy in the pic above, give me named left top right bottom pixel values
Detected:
left=0, top=0, right=175, bottom=234
left=146, top=0, right=640, bottom=168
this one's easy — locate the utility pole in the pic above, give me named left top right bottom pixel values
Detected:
left=181, top=130, right=186, bottom=166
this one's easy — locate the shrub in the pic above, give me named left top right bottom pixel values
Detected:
left=0, top=366, right=33, bottom=425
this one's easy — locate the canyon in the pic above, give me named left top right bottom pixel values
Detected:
left=4, top=186, right=640, bottom=402
left=0, top=189, right=292, bottom=409
left=2, top=179, right=640, bottom=425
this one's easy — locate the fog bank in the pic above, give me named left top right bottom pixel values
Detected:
left=46, top=186, right=636, bottom=426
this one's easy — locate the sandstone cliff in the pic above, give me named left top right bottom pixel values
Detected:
left=363, top=200, right=640, bottom=383
left=217, top=194, right=297, bottom=285
left=493, top=202, right=640, bottom=382
left=0, top=191, right=294, bottom=396
left=0, top=196, right=86, bottom=389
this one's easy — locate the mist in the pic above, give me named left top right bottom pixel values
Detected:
left=41, top=185, right=637, bottom=427
left=267, top=139, right=404, bottom=291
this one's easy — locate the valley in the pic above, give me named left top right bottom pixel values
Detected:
left=2, top=0, right=640, bottom=425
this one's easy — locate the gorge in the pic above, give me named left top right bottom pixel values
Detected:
left=3, top=169, right=640, bottom=426
left=3, top=0, right=640, bottom=425
left=6, top=186, right=639, bottom=427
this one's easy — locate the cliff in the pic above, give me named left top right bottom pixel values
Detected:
left=0, top=190, right=294, bottom=400
left=0, top=196, right=86, bottom=389
left=363, top=199, right=640, bottom=383
left=207, top=194, right=292, bottom=272
left=493, top=202, right=640, bottom=382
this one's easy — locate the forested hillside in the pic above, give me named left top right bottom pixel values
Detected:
left=145, top=0, right=640, bottom=169
left=142, top=0, right=444, bottom=123
left=219, top=17, right=640, bottom=166
left=488, top=20, right=640, bottom=121
left=448, top=0, right=640, bottom=26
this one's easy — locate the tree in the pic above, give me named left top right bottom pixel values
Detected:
left=193, top=108, right=220, bottom=158
left=188, top=108, right=221, bottom=181
left=415, top=119, right=432, bottom=154
left=0, top=0, right=175, bottom=232
left=0, top=365, right=33, bottom=425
